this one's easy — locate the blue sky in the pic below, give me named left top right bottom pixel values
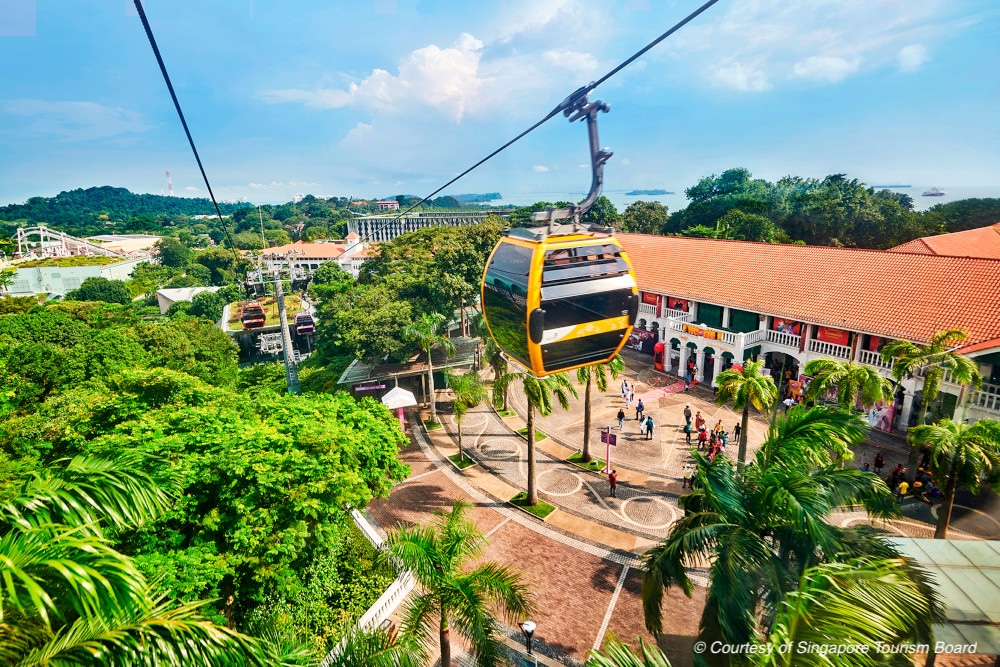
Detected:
left=1, top=0, right=998, bottom=207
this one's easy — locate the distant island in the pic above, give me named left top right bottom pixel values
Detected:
left=872, top=184, right=911, bottom=189
left=626, top=189, right=673, bottom=196
left=454, top=192, right=501, bottom=203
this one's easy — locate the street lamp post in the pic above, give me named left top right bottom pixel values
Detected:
left=520, top=620, right=536, bottom=656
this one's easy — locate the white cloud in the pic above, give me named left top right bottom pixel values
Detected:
left=660, top=0, right=960, bottom=91
left=620, top=158, right=631, bottom=166
left=247, top=181, right=319, bottom=190
left=898, top=44, right=929, bottom=72
left=543, top=49, right=598, bottom=74
left=185, top=186, right=198, bottom=192
left=792, top=55, right=861, bottom=82
left=261, top=33, right=486, bottom=121
left=0, top=100, right=149, bottom=141
left=712, top=62, right=771, bottom=92
left=533, top=165, right=550, bottom=173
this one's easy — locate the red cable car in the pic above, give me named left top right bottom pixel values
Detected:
left=240, top=301, right=266, bottom=330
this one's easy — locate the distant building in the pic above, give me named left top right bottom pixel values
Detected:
left=376, top=199, right=400, bottom=210
left=155, top=286, right=221, bottom=315
left=260, top=236, right=371, bottom=278
left=348, top=211, right=508, bottom=242
left=86, top=234, right=161, bottom=256
left=4, top=257, right=146, bottom=297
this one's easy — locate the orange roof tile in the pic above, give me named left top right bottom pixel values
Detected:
left=617, top=234, right=1000, bottom=346
left=261, top=242, right=345, bottom=259
left=889, top=223, right=1000, bottom=259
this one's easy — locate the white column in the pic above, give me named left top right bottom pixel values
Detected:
left=695, top=350, right=706, bottom=382
left=679, top=347, right=690, bottom=377
left=898, top=391, right=915, bottom=431
left=713, top=355, right=724, bottom=384
left=722, top=307, right=731, bottom=329
left=663, top=344, right=673, bottom=372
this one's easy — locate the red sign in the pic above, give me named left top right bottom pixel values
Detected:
left=669, top=298, right=689, bottom=312
left=816, top=326, right=850, bottom=346
left=641, top=292, right=658, bottom=305
left=771, top=318, right=802, bottom=336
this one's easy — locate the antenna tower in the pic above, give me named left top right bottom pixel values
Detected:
left=166, top=170, right=174, bottom=196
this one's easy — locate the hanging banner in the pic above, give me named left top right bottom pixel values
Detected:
left=867, top=401, right=895, bottom=433
left=771, top=318, right=802, bottom=336
left=816, top=326, right=850, bottom=346
left=626, top=328, right=657, bottom=354
left=682, top=323, right=720, bottom=340
left=669, top=298, right=689, bottom=312
left=641, top=292, right=658, bottom=305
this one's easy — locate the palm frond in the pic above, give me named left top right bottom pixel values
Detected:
left=586, top=632, right=673, bottom=667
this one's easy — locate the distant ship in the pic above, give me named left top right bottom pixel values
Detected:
left=626, top=189, right=673, bottom=196
left=922, top=187, right=946, bottom=197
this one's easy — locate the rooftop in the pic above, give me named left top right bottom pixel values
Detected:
left=887, top=538, right=1000, bottom=655
left=617, top=234, right=1000, bottom=346
left=261, top=240, right=346, bottom=259
left=889, top=223, right=1000, bottom=259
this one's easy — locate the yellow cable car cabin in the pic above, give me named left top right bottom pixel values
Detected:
left=481, top=226, right=639, bottom=377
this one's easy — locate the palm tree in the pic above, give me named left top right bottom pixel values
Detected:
left=640, top=407, right=936, bottom=664
left=448, top=369, right=487, bottom=463
left=0, top=455, right=264, bottom=665
left=383, top=500, right=534, bottom=667
left=802, top=357, right=892, bottom=410
left=908, top=418, right=1000, bottom=539
left=881, top=328, right=982, bottom=482
left=403, top=312, right=457, bottom=425
left=577, top=355, right=625, bottom=463
left=598, top=558, right=939, bottom=667
left=493, top=371, right=578, bottom=505
left=322, top=625, right=424, bottom=667
left=474, top=313, right=510, bottom=411
left=714, top=359, right=778, bottom=469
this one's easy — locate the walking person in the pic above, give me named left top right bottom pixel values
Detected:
left=608, top=469, right=618, bottom=498
left=874, top=452, right=885, bottom=475
left=695, top=411, right=706, bottom=432
left=714, top=419, right=724, bottom=436
left=617, top=408, right=625, bottom=431
left=636, top=399, right=645, bottom=421
left=621, top=379, right=629, bottom=399
left=733, top=422, right=742, bottom=442
left=684, top=373, right=691, bottom=392
left=684, top=422, right=692, bottom=445
left=629, top=386, right=636, bottom=406
left=698, top=427, right=708, bottom=451
left=682, top=464, right=692, bottom=489
left=625, top=390, right=632, bottom=410
left=645, top=415, right=655, bottom=440
left=684, top=405, right=692, bottom=425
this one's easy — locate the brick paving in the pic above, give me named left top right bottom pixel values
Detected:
left=367, top=347, right=999, bottom=665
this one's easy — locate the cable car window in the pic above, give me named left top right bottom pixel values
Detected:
left=542, top=331, right=624, bottom=373
left=541, top=288, right=633, bottom=331
left=542, top=245, right=629, bottom=284
left=483, top=242, right=533, bottom=365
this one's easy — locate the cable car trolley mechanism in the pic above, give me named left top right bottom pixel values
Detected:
left=481, top=90, right=639, bottom=377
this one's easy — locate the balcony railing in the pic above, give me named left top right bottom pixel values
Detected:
left=638, top=302, right=658, bottom=316
left=970, top=382, right=1000, bottom=414
left=766, top=329, right=801, bottom=349
left=670, top=321, right=738, bottom=346
left=858, top=349, right=892, bottom=370
left=808, top=338, right=851, bottom=359
left=743, top=329, right=766, bottom=346
left=664, top=308, right=693, bottom=322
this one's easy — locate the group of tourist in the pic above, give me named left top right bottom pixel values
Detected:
left=681, top=405, right=740, bottom=465
left=619, top=380, right=655, bottom=440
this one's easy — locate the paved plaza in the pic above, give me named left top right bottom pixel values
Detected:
left=365, top=349, right=999, bottom=666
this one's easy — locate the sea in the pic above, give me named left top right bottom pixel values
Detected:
left=493, top=186, right=1000, bottom=213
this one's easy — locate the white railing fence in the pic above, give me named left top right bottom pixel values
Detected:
left=664, top=308, right=694, bottom=322
left=766, top=329, right=800, bottom=349
left=858, top=349, right=892, bottom=370
left=638, top=302, right=658, bottom=316
left=319, top=509, right=415, bottom=667
left=970, top=382, right=1000, bottom=414
left=808, top=339, right=851, bottom=359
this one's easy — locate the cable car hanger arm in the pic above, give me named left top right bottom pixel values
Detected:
left=532, top=89, right=612, bottom=233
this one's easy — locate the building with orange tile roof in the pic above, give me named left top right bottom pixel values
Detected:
left=260, top=237, right=370, bottom=278
left=616, top=233, right=1000, bottom=428
left=888, top=223, right=1000, bottom=259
